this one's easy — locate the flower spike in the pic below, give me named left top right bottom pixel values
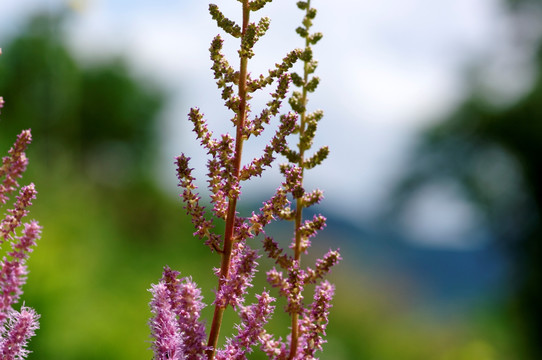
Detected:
left=0, top=128, right=41, bottom=359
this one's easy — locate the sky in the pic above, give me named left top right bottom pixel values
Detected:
left=0, top=0, right=528, bottom=248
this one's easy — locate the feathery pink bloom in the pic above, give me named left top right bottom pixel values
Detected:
left=214, top=242, right=259, bottom=309
left=306, top=249, right=342, bottom=284
left=260, top=331, right=288, bottom=360
left=295, top=280, right=335, bottom=360
left=0, top=260, right=27, bottom=325
left=1, top=185, right=37, bottom=243
left=216, top=292, right=275, bottom=360
left=0, top=306, right=39, bottom=360
left=149, top=282, right=184, bottom=360
left=161, top=267, right=207, bottom=360
left=0, top=221, right=41, bottom=325
left=0, top=130, right=32, bottom=206
left=0, top=82, right=41, bottom=360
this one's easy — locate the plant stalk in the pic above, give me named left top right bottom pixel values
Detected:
left=288, top=2, right=311, bottom=357
left=206, top=1, right=250, bottom=358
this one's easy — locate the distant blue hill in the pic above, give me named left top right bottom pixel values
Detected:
left=320, top=212, right=511, bottom=312
left=241, top=201, right=510, bottom=313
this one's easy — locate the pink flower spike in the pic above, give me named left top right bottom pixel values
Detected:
left=0, top=130, right=32, bottom=206
left=149, top=282, right=184, bottom=360
left=161, top=267, right=207, bottom=360
left=295, top=280, right=335, bottom=359
left=0, top=221, right=41, bottom=325
left=0, top=261, right=28, bottom=324
left=0, top=306, right=40, bottom=360
left=216, top=291, right=276, bottom=360
left=260, top=331, right=288, bottom=359
left=306, top=248, right=341, bottom=284
left=1, top=184, right=37, bottom=242
left=9, top=221, right=41, bottom=260
left=214, top=242, right=259, bottom=309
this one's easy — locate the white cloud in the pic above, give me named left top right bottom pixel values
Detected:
left=399, top=182, right=489, bottom=249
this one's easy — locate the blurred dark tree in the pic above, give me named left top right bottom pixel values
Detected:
left=0, top=12, right=165, bottom=187
left=392, top=1, right=542, bottom=358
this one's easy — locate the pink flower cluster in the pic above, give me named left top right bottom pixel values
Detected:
left=149, top=267, right=208, bottom=360
left=0, top=129, right=41, bottom=360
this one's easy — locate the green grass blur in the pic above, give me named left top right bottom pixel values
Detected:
left=15, top=158, right=518, bottom=360
left=5, top=143, right=517, bottom=360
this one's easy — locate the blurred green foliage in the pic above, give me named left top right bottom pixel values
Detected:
left=0, top=13, right=162, bottom=186
left=0, top=10, right=523, bottom=360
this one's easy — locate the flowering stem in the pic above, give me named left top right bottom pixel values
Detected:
left=289, top=1, right=312, bottom=358
left=288, top=104, right=306, bottom=360
left=206, top=1, right=250, bottom=358
left=289, top=88, right=307, bottom=360
left=293, top=59, right=310, bottom=263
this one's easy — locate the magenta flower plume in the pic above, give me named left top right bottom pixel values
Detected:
left=284, top=263, right=307, bottom=316
left=0, top=58, right=41, bottom=360
left=306, top=249, right=342, bottom=284
left=0, top=257, right=28, bottom=326
left=295, top=280, right=335, bottom=360
left=216, top=291, right=275, bottom=360
left=8, top=221, right=40, bottom=261
left=161, top=267, right=207, bottom=360
left=0, top=219, right=41, bottom=324
left=290, top=214, right=326, bottom=255
left=0, top=306, right=39, bottom=360
left=0, top=184, right=41, bottom=325
left=149, top=282, right=184, bottom=360
left=214, top=241, right=259, bottom=309
left=1, top=184, right=37, bottom=243
left=0, top=130, right=32, bottom=206
left=175, top=154, right=221, bottom=252
left=259, top=331, right=288, bottom=360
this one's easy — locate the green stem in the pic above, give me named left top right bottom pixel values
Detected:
left=288, top=2, right=311, bottom=357
left=206, top=1, right=250, bottom=358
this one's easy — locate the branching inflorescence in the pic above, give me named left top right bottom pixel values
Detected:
left=149, top=1, right=340, bottom=359
left=0, top=47, right=42, bottom=360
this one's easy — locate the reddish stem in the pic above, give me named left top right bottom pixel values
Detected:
left=206, top=1, right=250, bottom=358
left=288, top=1, right=312, bottom=357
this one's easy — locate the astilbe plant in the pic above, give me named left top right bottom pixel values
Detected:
left=0, top=47, right=42, bottom=360
left=148, top=1, right=340, bottom=359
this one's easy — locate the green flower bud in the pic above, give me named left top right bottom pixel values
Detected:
left=300, top=47, right=313, bottom=62
left=249, top=0, right=273, bottom=11
left=291, top=72, right=304, bottom=87
left=306, top=76, right=320, bottom=93
left=209, top=4, right=241, bottom=38
left=296, top=26, right=309, bottom=38
left=308, top=32, right=323, bottom=45
left=296, top=1, right=309, bottom=10
left=304, top=146, right=329, bottom=169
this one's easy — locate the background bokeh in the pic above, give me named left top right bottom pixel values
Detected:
left=0, top=0, right=541, bottom=359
